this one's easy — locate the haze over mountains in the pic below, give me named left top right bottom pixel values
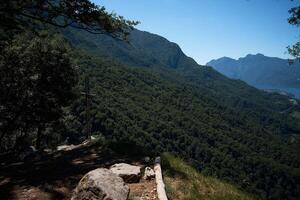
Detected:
left=207, top=54, right=300, bottom=98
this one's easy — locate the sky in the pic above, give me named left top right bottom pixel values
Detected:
left=93, top=0, right=299, bottom=65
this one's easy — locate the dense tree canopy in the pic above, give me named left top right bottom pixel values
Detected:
left=0, top=32, right=77, bottom=149
left=0, top=0, right=136, bottom=149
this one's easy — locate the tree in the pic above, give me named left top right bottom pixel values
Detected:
left=0, top=0, right=138, bottom=42
left=0, top=0, right=137, bottom=150
left=0, top=32, right=77, bottom=149
left=287, top=6, right=300, bottom=60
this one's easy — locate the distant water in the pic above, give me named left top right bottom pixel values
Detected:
left=255, top=85, right=300, bottom=99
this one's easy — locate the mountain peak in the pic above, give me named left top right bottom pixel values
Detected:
left=243, top=53, right=265, bottom=59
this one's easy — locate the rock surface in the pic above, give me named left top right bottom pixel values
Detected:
left=154, top=157, right=168, bottom=200
left=110, top=163, right=141, bottom=183
left=143, top=167, right=155, bottom=180
left=71, top=168, right=129, bottom=200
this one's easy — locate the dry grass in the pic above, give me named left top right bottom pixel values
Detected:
left=161, top=153, right=257, bottom=200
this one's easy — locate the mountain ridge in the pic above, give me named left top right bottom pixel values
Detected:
left=62, top=27, right=300, bottom=199
left=207, top=54, right=300, bottom=98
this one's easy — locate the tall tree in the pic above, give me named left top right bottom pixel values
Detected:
left=0, top=32, right=77, bottom=149
left=0, top=0, right=137, bottom=150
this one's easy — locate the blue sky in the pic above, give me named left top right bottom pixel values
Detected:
left=93, top=0, right=299, bottom=65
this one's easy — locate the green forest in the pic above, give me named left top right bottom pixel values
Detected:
left=1, top=1, right=300, bottom=200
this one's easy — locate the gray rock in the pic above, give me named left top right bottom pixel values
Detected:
left=110, top=163, right=141, bottom=183
left=144, top=156, right=151, bottom=163
left=71, top=168, right=129, bottom=200
left=143, top=167, right=155, bottom=180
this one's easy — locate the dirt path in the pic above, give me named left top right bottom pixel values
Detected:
left=0, top=144, right=152, bottom=200
left=129, top=178, right=158, bottom=200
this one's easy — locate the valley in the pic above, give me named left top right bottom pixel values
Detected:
left=1, top=1, right=300, bottom=200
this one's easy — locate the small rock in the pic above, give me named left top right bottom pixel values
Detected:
left=91, top=135, right=96, bottom=140
left=143, top=167, right=155, bottom=180
left=71, top=168, right=129, bottom=200
left=57, top=144, right=75, bottom=151
left=144, top=156, right=151, bottom=163
left=110, top=163, right=141, bottom=183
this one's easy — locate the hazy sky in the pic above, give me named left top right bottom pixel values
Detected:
left=93, top=0, right=299, bottom=65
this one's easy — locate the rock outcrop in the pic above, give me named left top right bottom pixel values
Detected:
left=143, top=167, right=155, bottom=180
left=110, top=163, right=141, bottom=183
left=154, top=157, right=168, bottom=200
left=71, top=168, right=129, bottom=200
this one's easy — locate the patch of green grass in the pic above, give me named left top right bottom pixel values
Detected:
left=292, top=111, right=300, bottom=119
left=161, top=153, right=257, bottom=200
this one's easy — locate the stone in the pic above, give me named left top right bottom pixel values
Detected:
left=143, top=167, right=155, bottom=180
left=110, top=163, right=141, bottom=183
left=57, top=144, right=75, bottom=151
left=144, top=156, right=151, bottom=163
left=71, top=168, right=129, bottom=200
left=56, top=140, right=90, bottom=151
left=18, top=146, right=38, bottom=161
left=154, top=157, right=168, bottom=200
left=91, top=135, right=96, bottom=140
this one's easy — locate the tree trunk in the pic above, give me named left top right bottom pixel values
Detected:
left=36, top=126, right=43, bottom=150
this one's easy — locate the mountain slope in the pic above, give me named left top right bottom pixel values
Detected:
left=63, top=28, right=300, bottom=116
left=61, top=28, right=300, bottom=199
left=161, top=153, right=256, bottom=200
left=63, top=28, right=198, bottom=70
left=207, top=54, right=300, bottom=98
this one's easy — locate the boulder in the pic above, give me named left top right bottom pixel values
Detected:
left=71, top=168, right=129, bottom=200
left=143, top=167, right=155, bottom=180
left=110, top=163, right=141, bottom=183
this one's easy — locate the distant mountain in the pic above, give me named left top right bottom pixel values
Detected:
left=207, top=54, right=300, bottom=98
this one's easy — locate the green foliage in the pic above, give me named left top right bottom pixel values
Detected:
left=161, top=153, right=257, bottom=200
left=288, top=42, right=300, bottom=61
left=0, top=0, right=137, bottom=150
left=288, top=6, right=300, bottom=60
left=0, top=32, right=77, bottom=150
left=292, top=111, right=300, bottom=119
left=1, top=2, right=299, bottom=199
left=64, top=52, right=300, bottom=199
left=0, top=0, right=138, bottom=43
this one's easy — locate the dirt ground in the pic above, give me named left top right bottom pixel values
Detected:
left=129, top=179, right=158, bottom=200
left=0, top=144, right=157, bottom=200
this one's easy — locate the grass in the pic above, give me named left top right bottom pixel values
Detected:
left=292, top=111, right=300, bottom=119
left=161, top=153, right=257, bottom=200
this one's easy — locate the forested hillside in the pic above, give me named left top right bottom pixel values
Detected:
left=63, top=44, right=300, bottom=199
left=1, top=1, right=300, bottom=199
